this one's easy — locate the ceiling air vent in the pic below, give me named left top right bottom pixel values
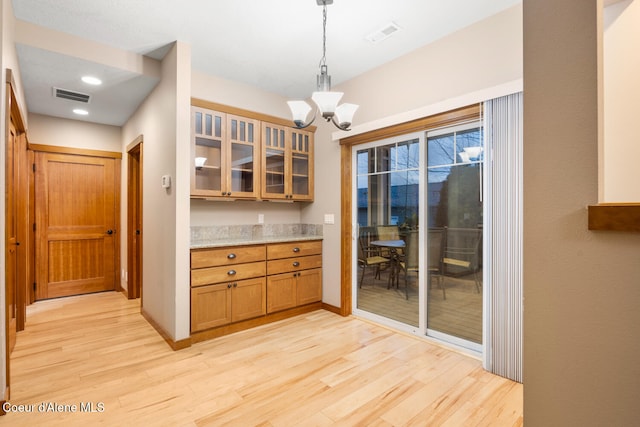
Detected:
left=365, top=22, right=401, bottom=44
left=53, top=87, right=91, bottom=103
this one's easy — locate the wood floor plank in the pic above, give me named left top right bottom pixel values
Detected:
left=4, top=291, right=522, bottom=426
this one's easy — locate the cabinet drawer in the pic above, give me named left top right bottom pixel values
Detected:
left=267, top=240, right=322, bottom=260
left=267, top=254, right=322, bottom=275
left=191, top=245, right=266, bottom=269
left=192, top=261, right=266, bottom=287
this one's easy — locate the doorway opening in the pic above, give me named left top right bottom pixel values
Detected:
left=127, top=137, right=143, bottom=300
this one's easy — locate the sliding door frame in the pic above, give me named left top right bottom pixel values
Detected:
left=339, top=105, right=482, bottom=348
left=339, top=104, right=481, bottom=316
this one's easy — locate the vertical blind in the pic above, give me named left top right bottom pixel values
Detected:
left=484, top=92, right=523, bottom=382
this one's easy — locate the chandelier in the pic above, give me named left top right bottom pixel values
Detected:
left=287, top=0, right=358, bottom=131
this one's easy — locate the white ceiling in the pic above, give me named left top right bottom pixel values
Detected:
left=12, top=0, right=521, bottom=126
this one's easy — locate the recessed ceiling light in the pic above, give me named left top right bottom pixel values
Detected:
left=81, top=76, right=102, bottom=85
left=73, top=109, right=89, bottom=116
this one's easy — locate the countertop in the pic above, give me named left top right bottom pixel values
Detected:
left=191, top=234, right=323, bottom=249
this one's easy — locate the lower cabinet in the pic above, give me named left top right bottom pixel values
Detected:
left=191, top=277, right=266, bottom=332
left=266, top=240, right=323, bottom=313
left=267, top=268, right=322, bottom=313
left=231, top=277, right=267, bottom=322
left=191, top=283, right=231, bottom=331
left=190, top=239, right=322, bottom=339
left=297, top=268, right=322, bottom=306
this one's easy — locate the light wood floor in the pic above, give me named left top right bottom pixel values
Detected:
left=357, top=268, right=483, bottom=343
left=5, top=291, right=522, bottom=426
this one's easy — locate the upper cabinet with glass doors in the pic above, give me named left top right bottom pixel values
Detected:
left=261, top=123, right=314, bottom=201
left=191, top=106, right=260, bottom=199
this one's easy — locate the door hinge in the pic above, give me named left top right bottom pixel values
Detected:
left=32, top=163, right=36, bottom=172
left=33, top=223, right=36, bottom=231
left=33, top=282, right=36, bottom=291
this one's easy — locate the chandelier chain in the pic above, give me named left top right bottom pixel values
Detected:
left=319, top=3, right=327, bottom=68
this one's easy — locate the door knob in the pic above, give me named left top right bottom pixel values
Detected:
left=106, top=229, right=114, bottom=235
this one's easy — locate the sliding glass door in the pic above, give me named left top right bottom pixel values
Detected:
left=352, top=122, right=484, bottom=351
left=426, top=123, right=484, bottom=351
left=353, top=133, right=423, bottom=329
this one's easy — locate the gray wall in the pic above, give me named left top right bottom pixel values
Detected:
left=523, top=0, right=640, bottom=424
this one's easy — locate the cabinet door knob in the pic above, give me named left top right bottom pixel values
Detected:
left=293, top=261, right=300, bottom=267
left=227, top=192, right=232, bottom=196
left=233, top=283, right=238, bottom=288
left=227, top=270, right=236, bottom=276
left=293, top=247, right=300, bottom=253
left=227, top=283, right=232, bottom=288
left=227, top=253, right=236, bottom=259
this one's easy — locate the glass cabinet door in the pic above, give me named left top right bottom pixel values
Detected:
left=291, top=130, right=313, bottom=200
left=227, top=114, right=260, bottom=198
left=262, top=123, right=288, bottom=199
left=191, top=107, right=315, bottom=201
left=192, top=107, right=225, bottom=196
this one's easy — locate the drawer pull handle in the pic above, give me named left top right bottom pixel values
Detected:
left=293, top=261, right=300, bottom=267
left=227, top=253, right=236, bottom=259
left=293, top=247, right=300, bottom=253
left=227, top=270, right=236, bottom=276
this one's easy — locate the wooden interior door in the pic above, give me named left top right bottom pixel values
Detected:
left=35, top=152, right=117, bottom=299
left=27, top=149, right=36, bottom=305
left=15, top=125, right=29, bottom=332
left=5, top=118, right=18, bottom=353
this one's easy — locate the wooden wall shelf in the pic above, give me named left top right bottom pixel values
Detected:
left=588, top=203, right=640, bottom=232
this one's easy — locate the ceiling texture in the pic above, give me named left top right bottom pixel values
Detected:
left=12, top=0, right=521, bottom=126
